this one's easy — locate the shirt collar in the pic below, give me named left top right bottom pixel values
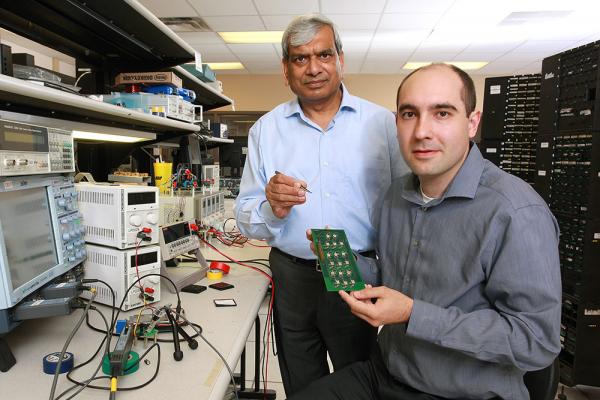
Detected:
left=401, top=142, right=484, bottom=205
left=283, top=82, right=357, bottom=118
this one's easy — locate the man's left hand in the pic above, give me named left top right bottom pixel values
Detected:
left=339, top=286, right=413, bottom=327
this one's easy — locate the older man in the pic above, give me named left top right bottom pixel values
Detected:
left=292, top=63, right=562, bottom=399
left=234, top=14, right=407, bottom=395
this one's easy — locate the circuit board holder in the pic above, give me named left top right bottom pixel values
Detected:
left=311, top=229, right=365, bottom=292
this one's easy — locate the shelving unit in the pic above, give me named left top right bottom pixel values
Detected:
left=171, top=66, right=233, bottom=111
left=0, top=0, right=232, bottom=136
left=0, top=74, right=200, bottom=134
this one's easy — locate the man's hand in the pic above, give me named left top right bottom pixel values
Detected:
left=339, top=286, right=414, bottom=327
left=306, top=229, right=317, bottom=255
left=265, top=172, right=307, bottom=218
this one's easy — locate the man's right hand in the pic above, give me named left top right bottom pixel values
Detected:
left=265, top=171, right=307, bottom=218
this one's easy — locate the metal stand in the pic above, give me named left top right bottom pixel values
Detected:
left=161, top=247, right=208, bottom=293
left=237, top=315, right=277, bottom=399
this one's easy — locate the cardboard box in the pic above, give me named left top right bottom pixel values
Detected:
left=114, top=71, right=182, bottom=88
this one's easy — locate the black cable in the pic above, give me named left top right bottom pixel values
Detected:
left=175, top=312, right=239, bottom=400
left=65, top=343, right=161, bottom=392
left=49, top=293, right=96, bottom=400
left=59, top=306, right=111, bottom=400
left=222, top=217, right=236, bottom=233
left=85, top=317, right=203, bottom=343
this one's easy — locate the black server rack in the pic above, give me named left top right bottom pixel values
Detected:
left=480, top=74, right=541, bottom=185
left=536, top=40, right=600, bottom=387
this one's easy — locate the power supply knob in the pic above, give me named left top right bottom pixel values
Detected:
left=129, top=215, right=142, bottom=227
left=62, top=233, right=70, bottom=241
left=146, top=213, right=158, bottom=225
left=58, top=199, right=66, bottom=207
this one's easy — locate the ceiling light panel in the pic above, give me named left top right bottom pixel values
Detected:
left=254, top=0, right=319, bottom=15
left=219, top=31, right=283, bottom=44
left=177, top=32, right=224, bottom=45
left=187, top=0, right=258, bottom=16
left=206, top=62, right=245, bottom=70
left=321, top=0, right=387, bottom=14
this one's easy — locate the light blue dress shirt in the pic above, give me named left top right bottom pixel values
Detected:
left=235, top=84, right=408, bottom=259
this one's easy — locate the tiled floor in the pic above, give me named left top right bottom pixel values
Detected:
left=223, top=292, right=600, bottom=400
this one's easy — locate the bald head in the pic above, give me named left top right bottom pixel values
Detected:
left=396, top=63, right=476, bottom=117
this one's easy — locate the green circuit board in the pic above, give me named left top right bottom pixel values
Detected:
left=311, top=229, right=365, bottom=292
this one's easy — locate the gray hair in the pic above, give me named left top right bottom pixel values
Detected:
left=281, top=14, right=343, bottom=60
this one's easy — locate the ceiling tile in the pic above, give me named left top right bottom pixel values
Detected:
left=236, top=51, right=281, bottom=64
left=203, top=16, right=265, bottom=31
left=242, top=61, right=283, bottom=73
left=385, top=0, right=454, bottom=13
left=177, top=32, right=224, bottom=45
left=464, top=40, right=524, bottom=53
left=321, top=0, right=386, bottom=14
left=190, top=43, right=237, bottom=61
left=511, top=40, right=579, bottom=54
left=187, top=0, right=257, bottom=16
left=326, top=14, right=380, bottom=30
left=370, top=30, right=428, bottom=52
left=361, top=58, right=405, bottom=74
left=379, top=13, right=441, bottom=31
left=452, top=52, right=504, bottom=62
left=408, top=51, right=459, bottom=62
left=254, top=0, right=319, bottom=15
left=262, top=15, right=297, bottom=30
left=339, top=30, right=374, bottom=53
left=139, top=0, right=198, bottom=17
left=416, top=41, right=469, bottom=53
left=493, top=52, right=548, bottom=64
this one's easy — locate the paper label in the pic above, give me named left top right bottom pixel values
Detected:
left=541, top=142, right=549, bottom=148
left=490, top=85, right=501, bottom=95
left=538, top=170, right=546, bottom=176
left=486, top=148, right=497, bottom=153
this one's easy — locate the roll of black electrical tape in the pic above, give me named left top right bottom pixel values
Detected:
left=43, top=351, right=74, bottom=374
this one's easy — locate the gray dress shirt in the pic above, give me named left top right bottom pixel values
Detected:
left=358, top=144, right=562, bottom=399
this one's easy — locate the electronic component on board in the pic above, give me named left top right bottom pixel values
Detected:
left=310, top=229, right=365, bottom=292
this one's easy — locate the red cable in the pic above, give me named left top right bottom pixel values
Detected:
left=199, top=237, right=275, bottom=399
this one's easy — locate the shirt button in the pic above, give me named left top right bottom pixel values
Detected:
left=323, top=161, right=329, bottom=166
left=325, top=193, right=331, bottom=198
left=413, top=240, right=420, bottom=247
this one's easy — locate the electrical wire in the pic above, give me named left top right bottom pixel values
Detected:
left=175, top=312, right=239, bottom=400
left=58, top=306, right=111, bottom=400
left=65, top=343, right=161, bottom=392
left=49, top=291, right=97, bottom=400
left=198, top=237, right=275, bottom=398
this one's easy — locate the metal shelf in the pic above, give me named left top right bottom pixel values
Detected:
left=172, top=66, right=233, bottom=111
left=0, top=0, right=195, bottom=69
left=0, top=74, right=200, bottom=134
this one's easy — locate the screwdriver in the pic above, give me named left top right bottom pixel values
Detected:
left=274, top=170, right=312, bottom=193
